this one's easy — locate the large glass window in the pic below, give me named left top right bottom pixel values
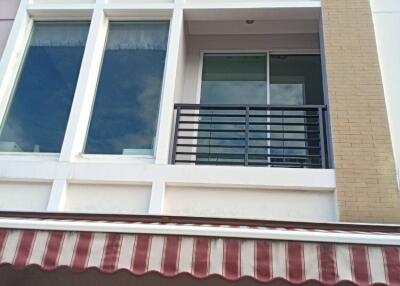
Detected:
left=84, top=22, right=169, bottom=155
left=0, top=22, right=89, bottom=153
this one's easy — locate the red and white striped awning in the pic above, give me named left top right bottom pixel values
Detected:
left=1, top=225, right=400, bottom=285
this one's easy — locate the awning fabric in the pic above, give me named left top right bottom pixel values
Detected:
left=1, top=227, right=400, bottom=286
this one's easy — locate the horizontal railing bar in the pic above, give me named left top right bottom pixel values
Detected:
left=249, top=146, right=320, bottom=150
left=180, top=113, right=245, bottom=118
left=248, top=154, right=321, bottom=159
left=249, top=114, right=319, bottom=119
left=179, top=128, right=245, bottom=133
left=176, top=152, right=244, bottom=157
left=175, top=160, right=321, bottom=168
left=249, top=137, right=319, bottom=142
left=180, top=121, right=245, bottom=125
left=177, top=144, right=245, bottom=149
left=176, top=152, right=321, bottom=159
left=179, top=129, right=319, bottom=134
left=175, top=103, right=327, bottom=111
left=178, top=136, right=318, bottom=142
left=176, top=144, right=319, bottom=150
left=248, top=162, right=321, bottom=167
left=179, top=113, right=319, bottom=119
left=250, top=122, right=318, bottom=126
left=175, top=160, right=245, bottom=166
left=249, top=130, right=319, bottom=134
left=178, top=136, right=244, bottom=141
left=179, top=121, right=319, bottom=127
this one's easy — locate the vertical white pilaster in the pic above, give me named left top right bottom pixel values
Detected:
left=148, top=180, right=166, bottom=215
left=154, top=8, right=184, bottom=165
left=59, top=8, right=108, bottom=162
left=47, top=179, right=68, bottom=212
left=0, top=0, right=32, bottom=122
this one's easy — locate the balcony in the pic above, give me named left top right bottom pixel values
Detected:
left=171, top=103, right=329, bottom=169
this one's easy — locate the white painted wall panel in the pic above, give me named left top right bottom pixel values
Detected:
left=0, top=182, right=51, bottom=211
left=371, top=0, right=400, bottom=186
left=0, top=21, right=13, bottom=58
left=0, top=0, right=20, bottom=58
left=65, top=184, right=151, bottom=214
left=164, top=186, right=335, bottom=222
left=0, top=0, right=20, bottom=19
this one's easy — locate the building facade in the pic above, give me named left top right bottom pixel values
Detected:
left=0, top=0, right=399, bottom=285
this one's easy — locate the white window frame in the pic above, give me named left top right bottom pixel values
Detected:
left=0, top=0, right=180, bottom=164
left=196, top=50, right=321, bottom=105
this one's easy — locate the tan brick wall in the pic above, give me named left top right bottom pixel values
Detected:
left=321, top=0, right=400, bottom=223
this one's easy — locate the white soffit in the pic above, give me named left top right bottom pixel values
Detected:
left=184, top=7, right=321, bottom=22
left=187, top=20, right=319, bottom=35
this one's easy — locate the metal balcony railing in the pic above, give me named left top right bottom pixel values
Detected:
left=171, top=104, right=329, bottom=169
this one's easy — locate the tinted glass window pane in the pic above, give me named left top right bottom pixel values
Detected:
left=198, top=54, right=268, bottom=164
left=270, top=55, right=324, bottom=105
left=84, top=22, right=169, bottom=155
left=0, top=22, right=89, bottom=153
left=269, top=55, right=324, bottom=162
left=200, top=54, right=267, bottom=105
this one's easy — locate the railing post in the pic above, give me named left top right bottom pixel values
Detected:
left=245, top=106, right=250, bottom=166
left=171, top=105, right=181, bottom=164
left=318, top=107, right=327, bottom=169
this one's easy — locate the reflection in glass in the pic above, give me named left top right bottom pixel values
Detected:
left=200, top=54, right=268, bottom=105
left=0, top=22, right=89, bottom=153
left=198, top=54, right=268, bottom=164
left=84, top=22, right=169, bottom=155
left=269, top=55, right=324, bottom=166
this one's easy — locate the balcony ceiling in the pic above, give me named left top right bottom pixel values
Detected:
left=184, top=7, right=321, bottom=21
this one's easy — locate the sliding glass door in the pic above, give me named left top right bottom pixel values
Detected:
left=196, top=53, right=324, bottom=166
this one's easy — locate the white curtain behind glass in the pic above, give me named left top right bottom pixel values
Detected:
left=106, top=23, right=169, bottom=51
left=30, top=22, right=89, bottom=47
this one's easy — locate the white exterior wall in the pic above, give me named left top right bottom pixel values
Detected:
left=370, top=0, right=400, bottom=187
left=0, top=0, right=20, bottom=57
left=165, top=186, right=335, bottom=222
left=0, top=0, right=336, bottom=222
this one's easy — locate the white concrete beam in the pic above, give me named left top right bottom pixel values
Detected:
left=0, top=159, right=336, bottom=191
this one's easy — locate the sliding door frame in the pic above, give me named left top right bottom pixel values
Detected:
left=196, top=50, right=322, bottom=105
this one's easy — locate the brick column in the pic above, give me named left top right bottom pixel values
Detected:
left=321, top=0, right=400, bottom=223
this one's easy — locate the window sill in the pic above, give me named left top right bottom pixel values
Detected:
left=0, top=152, right=59, bottom=162
left=76, top=153, right=155, bottom=164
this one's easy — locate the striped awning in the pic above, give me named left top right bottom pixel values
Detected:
left=1, top=224, right=400, bottom=285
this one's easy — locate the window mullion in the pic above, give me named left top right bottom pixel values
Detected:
left=59, top=8, right=108, bottom=162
